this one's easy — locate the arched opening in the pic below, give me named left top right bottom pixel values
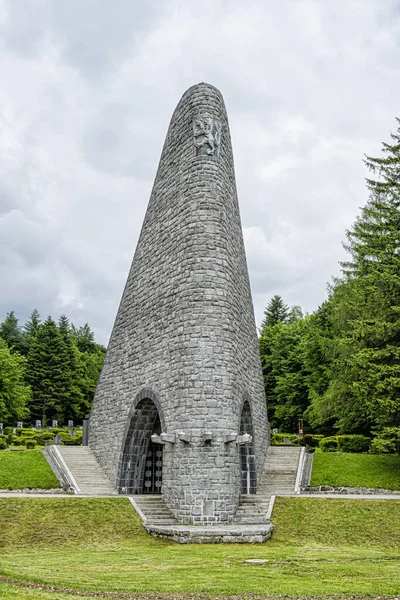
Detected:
left=118, top=398, right=163, bottom=494
left=240, top=400, right=256, bottom=494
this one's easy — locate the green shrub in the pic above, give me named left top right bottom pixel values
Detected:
left=3, top=427, right=12, bottom=436
left=26, top=440, right=36, bottom=449
left=0, top=434, right=6, bottom=441
left=6, top=433, right=13, bottom=446
left=15, top=428, right=35, bottom=437
left=11, top=437, right=26, bottom=446
left=371, top=428, right=400, bottom=455
left=271, top=433, right=301, bottom=445
left=34, top=432, right=55, bottom=445
left=337, top=435, right=370, bottom=453
left=302, top=435, right=321, bottom=447
left=59, top=431, right=82, bottom=446
left=320, top=437, right=339, bottom=452
left=0, top=438, right=7, bottom=450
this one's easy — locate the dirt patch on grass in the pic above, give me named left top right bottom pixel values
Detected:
left=0, top=576, right=397, bottom=599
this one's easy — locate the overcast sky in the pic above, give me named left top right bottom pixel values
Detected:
left=1, top=0, right=400, bottom=344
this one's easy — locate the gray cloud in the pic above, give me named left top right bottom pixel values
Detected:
left=1, top=0, right=400, bottom=343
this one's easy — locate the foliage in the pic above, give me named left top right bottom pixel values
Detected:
left=0, top=311, right=25, bottom=354
left=0, top=498, right=399, bottom=596
left=0, top=339, right=31, bottom=424
left=319, top=437, right=339, bottom=452
left=271, top=432, right=302, bottom=445
left=260, top=294, right=289, bottom=331
left=22, top=309, right=41, bottom=351
left=26, top=439, right=36, bottom=449
left=15, top=427, right=36, bottom=437
left=0, top=438, right=7, bottom=450
left=371, top=427, right=400, bottom=454
left=319, top=435, right=370, bottom=453
left=0, top=450, right=59, bottom=488
left=310, top=450, right=400, bottom=490
left=260, top=316, right=310, bottom=431
left=317, top=119, right=400, bottom=434
left=26, top=317, right=73, bottom=424
left=0, top=310, right=105, bottom=426
left=34, top=431, right=55, bottom=445
left=337, top=434, right=371, bottom=453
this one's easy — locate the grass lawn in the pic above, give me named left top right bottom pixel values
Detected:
left=310, top=450, right=400, bottom=490
left=0, top=497, right=399, bottom=598
left=0, top=450, right=60, bottom=489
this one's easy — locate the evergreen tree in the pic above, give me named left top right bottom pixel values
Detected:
left=303, top=300, right=338, bottom=435
left=23, top=309, right=41, bottom=337
left=322, top=118, right=400, bottom=432
left=58, top=314, right=85, bottom=420
left=22, top=309, right=41, bottom=352
left=0, top=311, right=24, bottom=354
left=260, top=319, right=310, bottom=431
left=26, top=317, right=72, bottom=424
left=71, top=323, right=97, bottom=353
left=0, top=339, right=30, bottom=424
left=260, top=295, right=289, bottom=331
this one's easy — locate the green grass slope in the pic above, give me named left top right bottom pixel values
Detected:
left=0, top=497, right=399, bottom=597
left=310, top=451, right=400, bottom=490
left=0, top=450, right=59, bottom=489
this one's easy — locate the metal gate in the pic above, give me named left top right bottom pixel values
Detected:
left=143, top=441, right=163, bottom=493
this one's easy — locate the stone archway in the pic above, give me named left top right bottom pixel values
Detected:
left=239, top=399, right=256, bottom=494
left=118, top=396, right=163, bottom=494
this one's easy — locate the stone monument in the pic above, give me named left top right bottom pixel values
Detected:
left=89, top=82, right=269, bottom=524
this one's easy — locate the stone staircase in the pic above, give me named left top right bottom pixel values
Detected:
left=233, top=494, right=271, bottom=524
left=130, top=495, right=178, bottom=526
left=258, top=446, right=303, bottom=495
left=49, top=445, right=116, bottom=495
left=233, top=446, right=303, bottom=524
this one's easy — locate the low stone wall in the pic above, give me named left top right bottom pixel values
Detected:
left=146, top=523, right=273, bottom=543
left=303, top=485, right=400, bottom=495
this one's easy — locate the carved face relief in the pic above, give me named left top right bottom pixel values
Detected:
left=193, top=117, right=221, bottom=157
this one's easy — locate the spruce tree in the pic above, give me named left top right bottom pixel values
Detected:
left=0, top=311, right=24, bottom=354
left=327, top=118, right=400, bottom=432
left=22, top=309, right=41, bottom=352
left=26, top=317, right=72, bottom=424
left=58, top=314, right=84, bottom=420
left=260, top=295, right=289, bottom=331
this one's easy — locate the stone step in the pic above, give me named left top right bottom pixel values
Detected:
left=129, top=496, right=178, bottom=526
left=54, top=445, right=115, bottom=495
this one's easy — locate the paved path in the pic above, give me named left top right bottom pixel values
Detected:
left=1, top=491, right=399, bottom=499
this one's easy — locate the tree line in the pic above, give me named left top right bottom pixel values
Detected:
left=0, top=310, right=105, bottom=426
left=259, top=118, right=400, bottom=446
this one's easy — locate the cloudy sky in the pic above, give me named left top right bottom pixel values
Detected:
left=1, top=0, right=400, bottom=344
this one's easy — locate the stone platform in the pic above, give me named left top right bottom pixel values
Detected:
left=145, top=522, right=273, bottom=544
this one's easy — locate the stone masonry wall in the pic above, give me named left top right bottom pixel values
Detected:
left=89, top=82, right=269, bottom=524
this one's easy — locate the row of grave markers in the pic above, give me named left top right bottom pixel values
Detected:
left=0, top=420, right=75, bottom=434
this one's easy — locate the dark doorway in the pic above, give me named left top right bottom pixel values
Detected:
left=240, top=400, right=256, bottom=494
left=118, top=398, right=162, bottom=494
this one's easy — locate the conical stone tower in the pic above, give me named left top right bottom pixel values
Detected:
left=89, top=83, right=269, bottom=524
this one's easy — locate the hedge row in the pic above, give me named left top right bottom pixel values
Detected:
left=271, top=432, right=371, bottom=453
left=0, top=428, right=82, bottom=450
